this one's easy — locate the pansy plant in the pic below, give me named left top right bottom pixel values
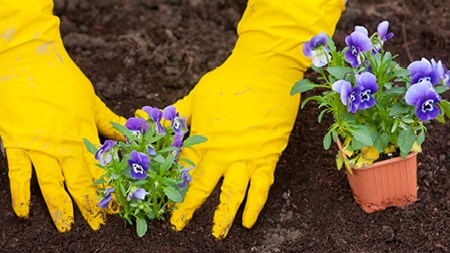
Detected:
left=84, top=105, right=206, bottom=237
left=291, top=20, right=450, bottom=171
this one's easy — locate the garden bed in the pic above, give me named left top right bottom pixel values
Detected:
left=0, top=0, right=448, bottom=252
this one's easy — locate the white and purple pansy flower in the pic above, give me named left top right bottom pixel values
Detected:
left=344, top=30, right=372, bottom=67
left=126, top=188, right=149, bottom=201
left=94, top=140, right=116, bottom=166
left=332, top=80, right=364, bottom=113
left=407, top=58, right=441, bottom=85
left=128, top=150, right=150, bottom=180
left=98, top=187, right=115, bottom=208
left=356, top=72, right=378, bottom=109
left=142, top=106, right=165, bottom=135
left=302, top=32, right=331, bottom=67
left=405, top=81, right=441, bottom=121
left=163, top=105, right=186, bottom=133
left=125, top=117, right=149, bottom=139
left=178, top=167, right=193, bottom=189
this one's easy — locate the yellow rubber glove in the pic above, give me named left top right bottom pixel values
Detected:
left=0, top=0, right=126, bottom=232
left=170, top=0, right=345, bottom=239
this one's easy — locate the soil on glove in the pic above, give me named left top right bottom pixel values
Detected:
left=1, top=0, right=448, bottom=252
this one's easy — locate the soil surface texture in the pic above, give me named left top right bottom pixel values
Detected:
left=1, top=0, right=449, bottom=252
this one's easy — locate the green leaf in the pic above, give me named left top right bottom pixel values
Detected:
left=401, top=117, right=415, bottom=124
left=350, top=126, right=373, bottom=147
left=300, top=95, right=323, bottom=109
left=384, top=86, right=406, bottom=96
left=136, top=217, right=148, bottom=237
left=111, top=122, right=136, bottom=143
left=145, top=209, right=155, bottom=220
left=389, top=102, right=411, bottom=116
left=83, top=138, right=98, bottom=155
left=326, top=66, right=353, bottom=80
left=158, top=146, right=177, bottom=153
left=111, top=172, right=120, bottom=180
left=440, top=100, right=450, bottom=118
left=416, top=130, right=425, bottom=145
left=163, top=186, right=183, bottom=203
left=143, top=124, right=155, bottom=142
left=161, top=177, right=179, bottom=185
left=317, top=108, right=329, bottom=123
left=311, top=64, right=325, bottom=76
left=398, top=128, right=415, bottom=156
left=153, top=155, right=165, bottom=163
left=93, top=178, right=106, bottom=186
left=160, top=154, right=175, bottom=173
left=351, top=138, right=367, bottom=150
left=179, top=157, right=196, bottom=167
left=119, top=181, right=127, bottom=197
left=290, top=79, right=319, bottom=95
left=435, top=85, right=449, bottom=94
left=183, top=135, right=207, bottom=147
left=374, top=132, right=391, bottom=153
left=394, top=68, right=410, bottom=78
left=323, top=130, right=332, bottom=150
left=146, top=135, right=163, bottom=144
left=391, top=119, right=399, bottom=133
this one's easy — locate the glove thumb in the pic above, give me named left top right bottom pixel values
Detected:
left=172, top=88, right=195, bottom=127
left=94, top=95, right=126, bottom=141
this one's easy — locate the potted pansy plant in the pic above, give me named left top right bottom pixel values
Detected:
left=291, top=21, right=450, bottom=212
left=84, top=105, right=206, bottom=237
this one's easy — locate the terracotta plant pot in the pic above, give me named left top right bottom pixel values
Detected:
left=346, top=152, right=418, bottom=213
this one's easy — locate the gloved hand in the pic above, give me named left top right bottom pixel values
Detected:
left=0, top=0, right=126, bottom=232
left=170, top=0, right=345, bottom=239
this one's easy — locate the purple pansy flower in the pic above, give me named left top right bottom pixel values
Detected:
left=332, top=80, right=363, bottom=113
left=171, top=132, right=185, bottom=161
left=163, top=105, right=186, bottom=133
left=377, top=21, right=394, bottom=43
left=98, top=187, right=115, bottom=208
left=94, top=140, right=116, bottom=166
left=344, top=30, right=373, bottom=67
left=125, top=117, right=149, bottom=139
left=302, top=32, right=331, bottom=67
left=407, top=58, right=441, bottom=85
left=163, top=105, right=178, bottom=121
left=172, top=117, right=187, bottom=133
left=178, top=168, right=193, bottom=189
left=126, top=188, right=149, bottom=201
left=356, top=72, right=378, bottom=109
left=128, top=150, right=150, bottom=180
left=431, top=59, right=450, bottom=86
left=405, top=81, right=441, bottom=121
left=372, top=21, right=394, bottom=54
left=142, top=106, right=165, bottom=135
left=172, top=132, right=184, bottom=149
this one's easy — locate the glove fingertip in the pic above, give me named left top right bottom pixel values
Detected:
left=170, top=207, right=191, bottom=232
left=242, top=209, right=259, bottom=229
left=12, top=201, right=30, bottom=219
left=212, top=218, right=232, bottom=240
left=52, top=207, right=75, bottom=232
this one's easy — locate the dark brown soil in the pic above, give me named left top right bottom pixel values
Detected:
left=1, top=0, right=449, bottom=252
